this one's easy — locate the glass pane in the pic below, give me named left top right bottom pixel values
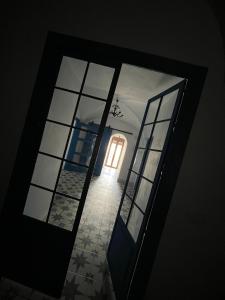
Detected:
left=143, top=151, right=161, bottom=181
left=76, top=140, right=84, bottom=153
left=135, top=178, right=153, bottom=212
left=48, top=89, right=78, bottom=125
left=112, top=144, right=122, bottom=168
left=127, top=205, right=144, bottom=242
left=83, top=63, right=115, bottom=99
left=106, top=142, right=116, bottom=166
left=120, top=195, right=132, bottom=224
left=133, top=149, right=145, bottom=173
left=72, top=154, right=80, bottom=164
left=65, top=128, right=97, bottom=167
left=23, top=186, right=52, bottom=221
left=56, top=164, right=88, bottom=199
left=31, top=154, right=61, bottom=190
left=126, top=172, right=138, bottom=199
left=74, top=96, right=106, bottom=132
left=48, top=194, right=79, bottom=231
left=56, top=56, right=87, bottom=92
left=77, top=129, right=86, bottom=139
left=157, top=89, right=178, bottom=121
left=151, top=121, right=170, bottom=150
left=145, top=98, right=160, bottom=124
left=40, top=122, right=70, bottom=157
left=139, top=124, right=153, bottom=148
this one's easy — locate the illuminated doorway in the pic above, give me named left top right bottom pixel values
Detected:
left=105, top=135, right=126, bottom=169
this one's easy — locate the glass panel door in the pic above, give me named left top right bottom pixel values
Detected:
left=0, top=37, right=121, bottom=299
left=23, top=56, right=115, bottom=232
left=120, top=82, right=184, bottom=242
left=108, top=79, right=186, bottom=300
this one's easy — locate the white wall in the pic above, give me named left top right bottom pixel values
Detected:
left=0, top=0, right=224, bottom=299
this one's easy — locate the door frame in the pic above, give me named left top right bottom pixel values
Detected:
left=1, top=31, right=207, bottom=298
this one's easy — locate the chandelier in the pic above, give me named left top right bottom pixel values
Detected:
left=110, top=98, right=124, bottom=118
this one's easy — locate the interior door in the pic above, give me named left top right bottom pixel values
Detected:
left=0, top=37, right=121, bottom=297
left=107, top=79, right=186, bottom=300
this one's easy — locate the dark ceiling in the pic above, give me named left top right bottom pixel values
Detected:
left=207, top=0, right=225, bottom=60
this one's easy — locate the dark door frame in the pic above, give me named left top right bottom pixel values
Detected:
left=0, top=31, right=207, bottom=299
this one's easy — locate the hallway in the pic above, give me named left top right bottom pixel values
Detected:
left=0, top=167, right=123, bottom=299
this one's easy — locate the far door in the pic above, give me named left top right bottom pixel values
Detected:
left=105, top=136, right=125, bottom=169
left=107, top=79, right=186, bottom=300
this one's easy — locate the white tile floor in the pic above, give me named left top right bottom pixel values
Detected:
left=0, top=166, right=123, bottom=300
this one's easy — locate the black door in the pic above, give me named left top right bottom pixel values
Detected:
left=0, top=34, right=121, bottom=297
left=107, top=80, right=186, bottom=299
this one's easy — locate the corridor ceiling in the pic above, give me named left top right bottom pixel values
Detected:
left=57, top=57, right=183, bottom=132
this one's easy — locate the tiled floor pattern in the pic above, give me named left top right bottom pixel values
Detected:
left=56, top=170, right=86, bottom=200
left=0, top=167, right=125, bottom=300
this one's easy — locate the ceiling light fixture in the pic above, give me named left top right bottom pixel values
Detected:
left=110, top=98, right=124, bottom=118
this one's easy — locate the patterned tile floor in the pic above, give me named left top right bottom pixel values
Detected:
left=0, top=167, right=123, bottom=300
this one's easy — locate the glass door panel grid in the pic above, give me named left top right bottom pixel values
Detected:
left=119, top=81, right=185, bottom=243
left=124, top=95, right=164, bottom=242
left=23, top=56, right=115, bottom=231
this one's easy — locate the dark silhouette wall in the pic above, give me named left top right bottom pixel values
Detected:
left=0, top=1, right=224, bottom=299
